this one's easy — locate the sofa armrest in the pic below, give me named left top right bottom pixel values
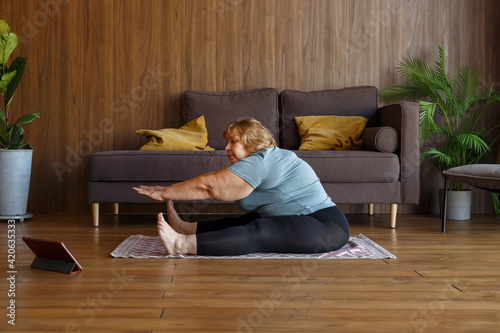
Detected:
left=378, top=102, right=420, bottom=204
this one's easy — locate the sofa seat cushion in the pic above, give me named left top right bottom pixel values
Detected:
left=88, top=150, right=230, bottom=182
left=294, top=150, right=400, bottom=183
left=89, top=149, right=399, bottom=185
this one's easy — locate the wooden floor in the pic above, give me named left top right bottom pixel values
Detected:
left=1, top=212, right=500, bottom=332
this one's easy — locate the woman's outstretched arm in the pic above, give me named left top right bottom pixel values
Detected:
left=132, top=167, right=253, bottom=202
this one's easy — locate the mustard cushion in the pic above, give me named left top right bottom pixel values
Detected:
left=136, top=115, right=214, bottom=151
left=295, top=115, right=368, bottom=150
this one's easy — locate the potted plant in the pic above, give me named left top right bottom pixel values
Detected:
left=0, top=19, right=40, bottom=219
left=380, top=44, right=500, bottom=219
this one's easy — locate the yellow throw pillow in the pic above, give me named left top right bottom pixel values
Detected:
left=136, top=115, right=214, bottom=151
left=295, top=115, right=368, bottom=150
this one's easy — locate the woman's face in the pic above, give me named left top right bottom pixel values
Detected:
left=225, top=131, right=251, bottom=164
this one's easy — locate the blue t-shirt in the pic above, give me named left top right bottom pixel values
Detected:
left=227, top=146, right=335, bottom=217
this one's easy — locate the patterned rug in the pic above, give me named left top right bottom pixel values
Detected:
left=111, top=233, right=396, bottom=259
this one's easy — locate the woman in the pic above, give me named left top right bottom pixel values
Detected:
left=133, top=118, right=349, bottom=256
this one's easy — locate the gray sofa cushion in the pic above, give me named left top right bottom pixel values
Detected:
left=183, top=88, right=279, bottom=149
left=280, top=86, right=379, bottom=150
left=295, top=150, right=400, bottom=183
left=88, top=150, right=230, bottom=182
left=88, top=150, right=399, bottom=184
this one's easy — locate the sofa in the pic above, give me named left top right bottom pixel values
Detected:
left=88, top=86, right=420, bottom=227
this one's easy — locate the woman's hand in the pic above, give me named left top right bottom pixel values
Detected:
left=132, top=185, right=167, bottom=201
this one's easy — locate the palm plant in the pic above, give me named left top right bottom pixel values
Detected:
left=380, top=44, right=500, bottom=192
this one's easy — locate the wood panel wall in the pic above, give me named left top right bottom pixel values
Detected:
left=1, top=0, right=499, bottom=215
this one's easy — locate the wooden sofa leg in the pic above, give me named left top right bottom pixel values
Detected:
left=113, top=203, right=119, bottom=215
left=390, top=204, right=397, bottom=229
left=368, top=204, right=374, bottom=216
left=92, top=203, right=99, bottom=227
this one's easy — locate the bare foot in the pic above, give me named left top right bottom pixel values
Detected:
left=166, top=200, right=197, bottom=235
left=157, top=212, right=196, bottom=255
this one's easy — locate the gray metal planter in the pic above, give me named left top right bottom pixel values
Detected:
left=0, top=149, right=33, bottom=220
left=440, top=189, right=472, bottom=220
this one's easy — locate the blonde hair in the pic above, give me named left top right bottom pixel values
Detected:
left=223, top=118, right=276, bottom=153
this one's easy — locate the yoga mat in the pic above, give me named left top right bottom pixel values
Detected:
left=111, top=234, right=396, bottom=259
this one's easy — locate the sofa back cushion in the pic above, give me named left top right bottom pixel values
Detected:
left=183, top=88, right=280, bottom=150
left=280, top=86, right=379, bottom=150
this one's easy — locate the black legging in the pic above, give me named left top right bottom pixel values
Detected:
left=196, top=206, right=349, bottom=256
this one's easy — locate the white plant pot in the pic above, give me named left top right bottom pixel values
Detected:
left=439, top=189, right=472, bottom=221
left=0, top=149, right=33, bottom=218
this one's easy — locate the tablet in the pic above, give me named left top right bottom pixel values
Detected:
left=22, top=237, right=83, bottom=274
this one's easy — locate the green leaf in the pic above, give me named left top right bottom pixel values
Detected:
left=380, top=55, right=442, bottom=104
left=0, top=104, right=4, bottom=123
left=0, top=31, right=18, bottom=65
left=6, top=142, right=26, bottom=149
left=0, top=69, right=16, bottom=96
left=5, top=123, right=24, bottom=149
left=455, top=132, right=490, bottom=154
left=493, top=193, right=500, bottom=218
left=422, top=148, right=453, bottom=169
left=0, top=113, right=38, bottom=149
left=0, top=106, right=6, bottom=144
left=0, top=122, right=7, bottom=147
left=418, top=101, right=439, bottom=142
left=6, top=56, right=26, bottom=106
left=18, top=143, right=33, bottom=149
left=12, top=111, right=40, bottom=126
left=455, top=65, right=479, bottom=111
left=0, top=19, right=11, bottom=35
